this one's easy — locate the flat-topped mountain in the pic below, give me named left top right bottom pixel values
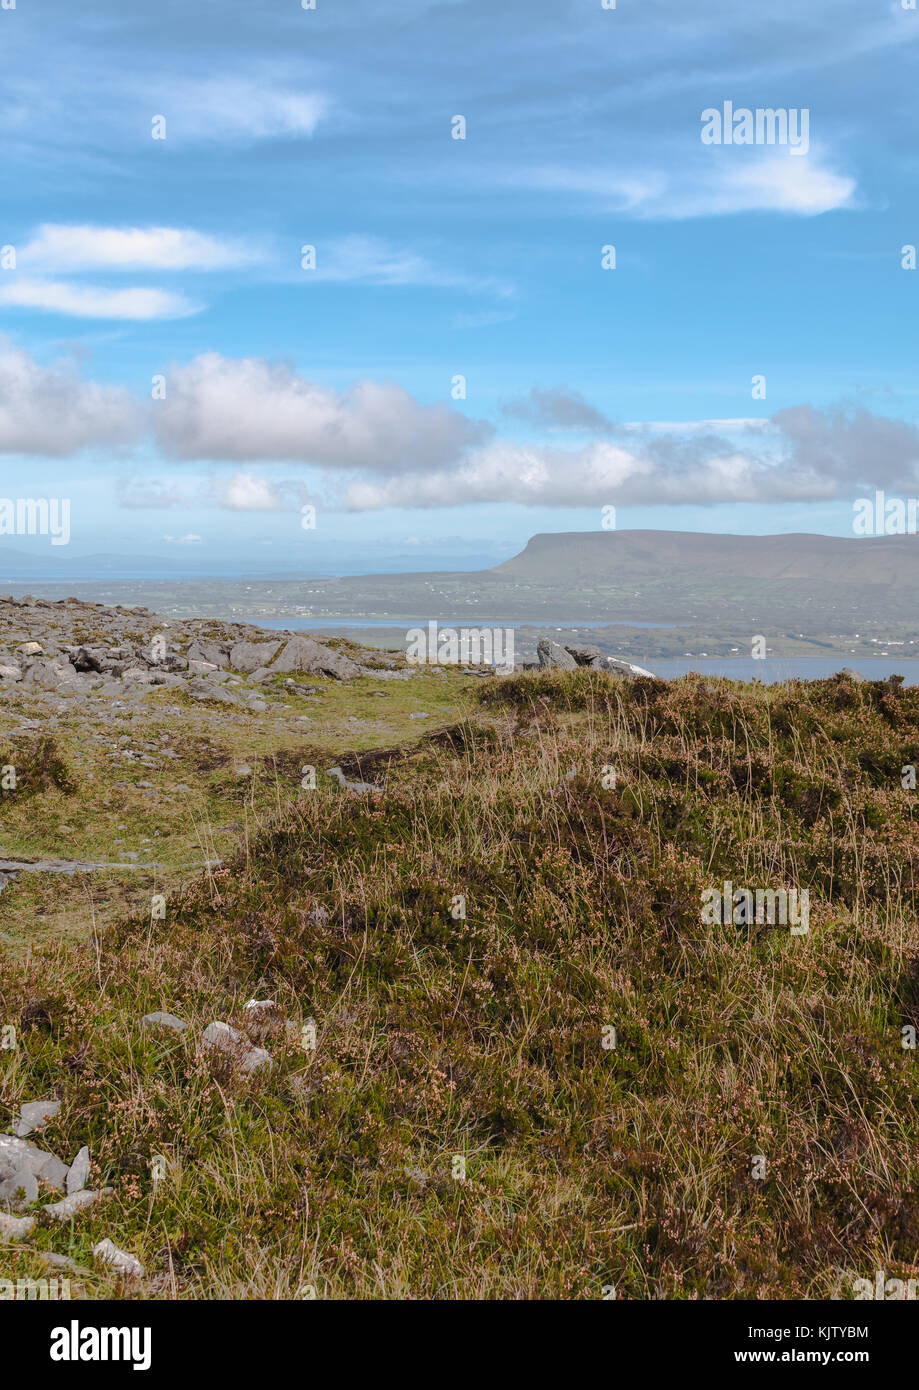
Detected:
left=493, top=529, right=919, bottom=586
left=2, top=531, right=918, bottom=653
left=286, top=529, right=919, bottom=636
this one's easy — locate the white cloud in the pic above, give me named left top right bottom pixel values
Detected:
left=0, top=338, right=139, bottom=455
left=313, top=236, right=512, bottom=294
left=115, top=469, right=313, bottom=513
left=166, top=80, right=327, bottom=142
left=217, top=472, right=281, bottom=511
left=516, top=147, right=856, bottom=219
left=162, top=533, right=203, bottom=544
left=207, top=471, right=313, bottom=511
left=344, top=440, right=654, bottom=510
left=0, top=279, right=200, bottom=320
left=155, top=354, right=492, bottom=469
left=341, top=404, right=919, bottom=510
left=699, top=153, right=857, bottom=217
left=19, top=224, right=254, bottom=272
left=0, top=344, right=910, bottom=511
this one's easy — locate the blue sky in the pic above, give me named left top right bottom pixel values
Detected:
left=0, top=0, right=917, bottom=571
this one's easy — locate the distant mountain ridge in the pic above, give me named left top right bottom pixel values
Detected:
left=5, top=530, right=917, bottom=588
left=0, top=549, right=185, bottom=575
left=492, top=530, right=919, bottom=587
left=0, top=549, right=323, bottom=582
left=2, top=531, right=917, bottom=642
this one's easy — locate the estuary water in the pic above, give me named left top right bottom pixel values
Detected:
left=253, top=618, right=919, bottom=686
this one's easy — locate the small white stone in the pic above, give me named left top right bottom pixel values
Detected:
left=202, top=1020, right=272, bottom=1074
left=44, top=1187, right=112, bottom=1221
left=66, top=1145, right=91, bottom=1195
left=93, top=1237, right=144, bottom=1279
left=14, top=1098, right=61, bottom=1137
left=140, top=1011, right=188, bottom=1033
left=0, top=1209, right=35, bottom=1241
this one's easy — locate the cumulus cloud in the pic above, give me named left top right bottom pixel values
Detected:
left=115, top=469, right=313, bottom=513
left=0, top=338, right=139, bottom=455
left=154, top=354, right=493, bottom=470
left=3, top=344, right=916, bottom=511
left=0, top=279, right=199, bottom=320
left=341, top=406, right=919, bottom=509
left=205, top=471, right=314, bottom=511
left=341, top=440, right=658, bottom=510
left=771, top=404, right=919, bottom=492
left=18, top=224, right=255, bottom=272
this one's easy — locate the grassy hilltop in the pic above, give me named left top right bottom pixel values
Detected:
left=1, top=667, right=919, bottom=1298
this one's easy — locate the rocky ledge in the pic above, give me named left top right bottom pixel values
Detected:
left=533, top=638, right=655, bottom=678
left=0, top=593, right=415, bottom=708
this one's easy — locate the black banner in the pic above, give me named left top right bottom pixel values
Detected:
left=0, top=1298, right=911, bottom=1379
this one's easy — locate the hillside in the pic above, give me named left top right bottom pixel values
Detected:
left=5, top=532, right=919, bottom=664
left=0, top=594, right=471, bottom=947
left=494, top=529, right=919, bottom=587
left=1, top=666, right=917, bottom=1298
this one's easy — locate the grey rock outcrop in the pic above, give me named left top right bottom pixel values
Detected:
left=270, top=636, right=363, bottom=681
left=566, top=644, right=655, bottom=678
left=187, top=640, right=229, bottom=668
left=72, top=646, right=105, bottom=673
left=201, top=1020, right=273, bottom=1074
left=540, top=641, right=657, bottom=679
left=0, top=1133, right=68, bottom=1191
left=0, top=595, right=390, bottom=706
left=229, top=639, right=283, bottom=674
left=536, top=639, right=578, bottom=670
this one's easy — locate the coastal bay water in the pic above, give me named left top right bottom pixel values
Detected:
left=254, top=618, right=678, bottom=631
left=255, top=619, right=919, bottom=686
